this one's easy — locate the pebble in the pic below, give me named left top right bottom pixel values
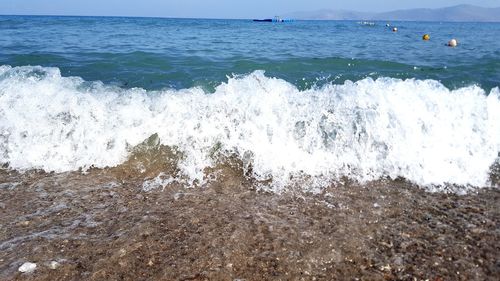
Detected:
left=18, top=262, right=37, bottom=273
left=118, top=248, right=127, bottom=257
left=17, top=220, right=30, bottom=226
left=174, top=193, right=185, bottom=200
left=48, top=261, right=60, bottom=270
left=380, top=264, right=392, bottom=271
left=393, top=256, right=403, bottom=265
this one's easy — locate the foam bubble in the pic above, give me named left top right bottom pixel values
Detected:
left=1, top=66, right=499, bottom=191
left=141, top=173, right=178, bottom=192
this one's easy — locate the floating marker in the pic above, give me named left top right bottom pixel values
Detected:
left=392, top=27, right=398, bottom=32
left=423, top=34, right=430, bottom=41
left=448, top=39, right=458, bottom=47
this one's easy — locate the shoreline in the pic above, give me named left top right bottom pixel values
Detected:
left=1, top=169, right=498, bottom=280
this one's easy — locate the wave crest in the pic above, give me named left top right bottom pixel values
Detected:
left=1, top=66, right=499, bottom=191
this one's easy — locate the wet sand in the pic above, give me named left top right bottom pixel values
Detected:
left=0, top=168, right=499, bottom=280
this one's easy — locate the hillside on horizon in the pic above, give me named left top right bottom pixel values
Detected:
left=285, top=4, right=500, bottom=22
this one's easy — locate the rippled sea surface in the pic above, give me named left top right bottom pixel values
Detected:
left=1, top=16, right=499, bottom=90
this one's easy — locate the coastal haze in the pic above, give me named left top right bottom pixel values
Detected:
left=0, top=1, right=499, bottom=19
left=286, top=4, right=500, bottom=21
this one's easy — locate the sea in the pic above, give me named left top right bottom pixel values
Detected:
left=0, top=16, right=499, bottom=192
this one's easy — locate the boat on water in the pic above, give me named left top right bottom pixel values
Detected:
left=253, top=16, right=293, bottom=22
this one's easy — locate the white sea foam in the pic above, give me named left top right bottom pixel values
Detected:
left=141, top=173, right=178, bottom=192
left=1, top=65, right=499, bottom=191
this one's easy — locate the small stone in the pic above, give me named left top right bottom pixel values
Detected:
left=48, top=261, right=60, bottom=269
left=17, top=221, right=30, bottom=226
left=0, top=202, right=5, bottom=209
left=118, top=249, right=127, bottom=257
left=19, top=262, right=37, bottom=273
left=471, top=228, right=484, bottom=234
left=393, top=256, right=403, bottom=265
left=380, top=264, right=391, bottom=271
left=174, top=193, right=185, bottom=200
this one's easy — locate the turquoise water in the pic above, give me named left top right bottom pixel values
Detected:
left=1, top=16, right=499, bottom=90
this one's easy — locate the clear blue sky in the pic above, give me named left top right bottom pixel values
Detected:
left=1, top=0, right=499, bottom=18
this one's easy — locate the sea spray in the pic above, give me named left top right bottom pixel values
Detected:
left=1, top=66, right=499, bottom=191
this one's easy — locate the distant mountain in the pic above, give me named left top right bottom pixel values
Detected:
left=286, top=9, right=370, bottom=20
left=285, top=5, right=500, bottom=22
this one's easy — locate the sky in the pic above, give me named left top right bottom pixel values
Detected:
left=1, top=0, right=499, bottom=18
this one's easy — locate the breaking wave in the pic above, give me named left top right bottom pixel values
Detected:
left=1, top=65, right=499, bottom=191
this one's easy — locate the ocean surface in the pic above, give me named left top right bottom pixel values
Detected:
left=0, top=16, right=499, bottom=192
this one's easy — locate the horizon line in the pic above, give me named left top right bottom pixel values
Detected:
left=1, top=14, right=500, bottom=23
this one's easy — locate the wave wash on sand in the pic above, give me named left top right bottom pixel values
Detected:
left=0, top=65, right=499, bottom=191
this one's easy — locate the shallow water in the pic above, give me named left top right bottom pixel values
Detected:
left=0, top=168, right=499, bottom=280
